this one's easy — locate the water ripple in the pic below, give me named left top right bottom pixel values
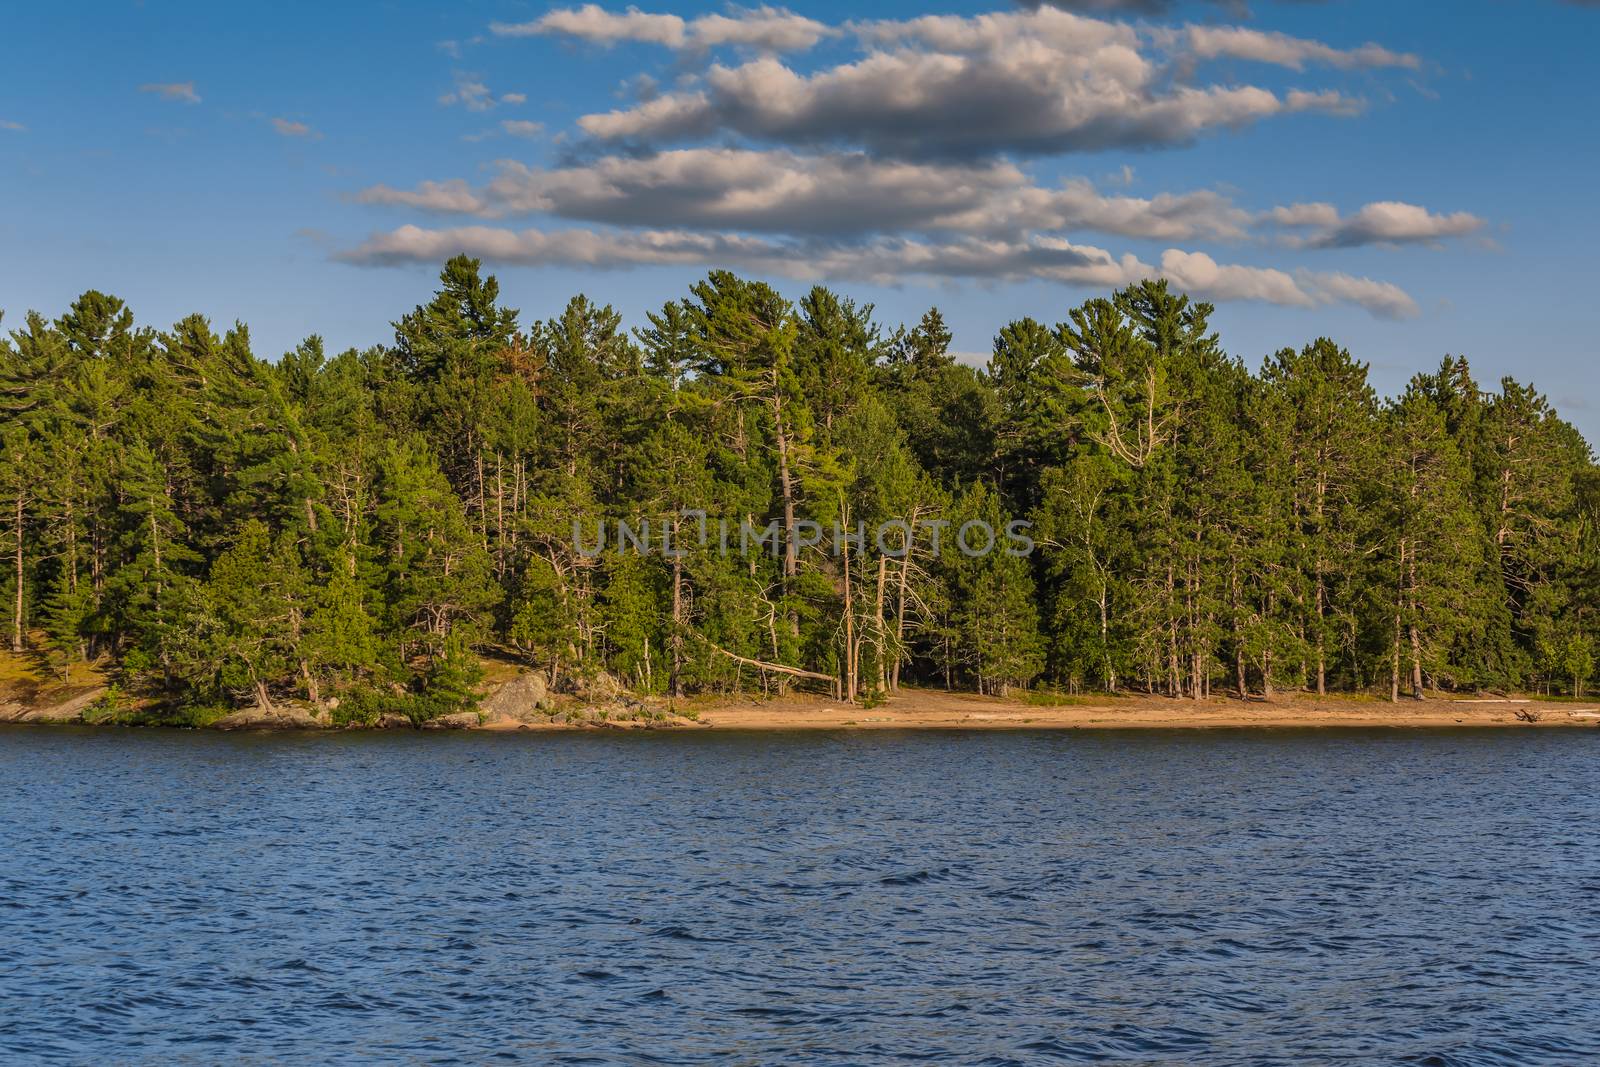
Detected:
left=2, top=726, right=1598, bottom=1064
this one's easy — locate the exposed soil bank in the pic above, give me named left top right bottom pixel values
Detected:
left=670, top=689, right=1600, bottom=730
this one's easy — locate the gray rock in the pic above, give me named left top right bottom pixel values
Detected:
left=421, top=711, right=481, bottom=730
left=577, top=671, right=625, bottom=703
left=0, top=687, right=107, bottom=724
left=481, top=672, right=551, bottom=724
left=213, top=703, right=324, bottom=730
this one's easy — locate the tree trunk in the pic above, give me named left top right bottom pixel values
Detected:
left=495, top=453, right=506, bottom=580
left=771, top=380, right=799, bottom=639
left=1409, top=622, right=1424, bottom=698
left=1391, top=601, right=1402, bottom=704
left=841, top=505, right=857, bottom=702
left=670, top=524, right=684, bottom=699
left=892, top=557, right=911, bottom=691
left=1408, top=545, right=1423, bottom=698
left=874, top=555, right=888, bottom=693
left=1315, top=569, right=1327, bottom=696
left=11, top=490, right=22, bottom=654
left=1099, top=573, right=1114, bottom=692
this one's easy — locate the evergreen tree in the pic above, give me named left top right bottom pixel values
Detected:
left=1, top=265, right=1593, bottom=714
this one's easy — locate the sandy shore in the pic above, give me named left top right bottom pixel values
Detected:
left=654, top=689, right=1600, bottom=730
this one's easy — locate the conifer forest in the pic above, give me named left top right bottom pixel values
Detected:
left=2, top=257, right=1595, bottom=722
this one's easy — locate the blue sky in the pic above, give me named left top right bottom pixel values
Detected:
left=2, top=0, right=1597, bottom=441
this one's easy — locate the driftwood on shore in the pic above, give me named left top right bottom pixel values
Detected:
left=697, top=638, right=837, bottom=685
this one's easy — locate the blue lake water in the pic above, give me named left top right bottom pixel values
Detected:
left=2, top=726, right=1598, bottom=1065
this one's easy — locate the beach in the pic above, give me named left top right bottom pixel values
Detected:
left=485, top=688, right=1600, bottom=731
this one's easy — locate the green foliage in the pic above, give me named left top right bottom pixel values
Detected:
left=418, top=628, right=485, bottom=721
left=0, top=261, right=1593, bottom=717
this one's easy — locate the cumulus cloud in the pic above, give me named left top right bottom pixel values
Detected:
left=1296, top=270, right=1419, bottom=319
left=354, top=149, right=1263, bottom=242
left=1159, top=250, right=1419, bottom=318
left=493, top=4, right=834, bottom=53
left=139, top=81, right=201, bottom=104
left=479, top=7, right=1410, bottom=160
left=439, top=73, right=523, bottom=111
left=501, top=119, right=544, bottom=138
left=355, top=180, right=486, bottom=214
left=0, top=119, right=24, bottom=132
left=1020, top=0, right=1188, bottom=11
left=342, top=4, right=1440, bottom=323
left=1158, top=249, right=1309, bottom=307
left=337, top=222, right=1415, bottom=318
left=1180, top=26, right=1420, bottom=70
left=1264, top=202, right=1340, bottom=229
left=1272, top=200, right=1485, bottom=247
left=579, top=58, right=1345, bottom=160
left=352, top=150, right=1481, bottom=270
left=337, top=223, right=1145, bottom=289
left=1019, top=0, right=1321, bottom=14
left=494, top=5, right=685, bottom=46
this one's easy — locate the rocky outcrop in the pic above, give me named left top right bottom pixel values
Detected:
left=575, top=671, right=624, bottom=703
left=480, top=671, right=555, bottom=724
left=0, top=686, right=106, bottom=724
left=420, top=711, right=481, bottom=729
left=212, top=703, right=325, bottom=730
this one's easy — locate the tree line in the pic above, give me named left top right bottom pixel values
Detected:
left=1, top=257, right=1594, bottom=722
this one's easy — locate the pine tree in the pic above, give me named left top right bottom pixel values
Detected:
left=1, top=264, right=1595, bottom=712
left=206, top=520, right=300, bottom=710
left=1257, top=339, right=1381, bottom=693
left=944, top=483, right=1044, bottom=694
left=1381, top=388, right=1485, bottom=699
left=420, top=627, right=484, bottom=719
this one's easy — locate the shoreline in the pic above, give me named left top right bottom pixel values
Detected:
left=4, top=651, right=1596, bottom=731
left=9, top=684, right=1596, bottom=732
left=632, top=690, right=1600, bottom=731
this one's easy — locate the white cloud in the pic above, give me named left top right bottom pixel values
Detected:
left=439, top=73, right=522, bottom=111
left=336, top=223, right=1149, bottom=288
left=352, top=150, right=1262, bottom=241
left=577, top=55, right=1327, bottom=158
left=1281, top=200, right=1486, bottom=248
left=1158, top=249, right=1310, bottom=307
left=354, top=150, right=1483, bottom=261
left=1296, top=270, right=1420, bottom=319
left=1264, top=200, right=1485, bottom=248
left=139, top=81, right=201, bottom=104
left=1182, top=26, right=1420, bottom=71
left=496, top=5, right=686, bottom=46
left=493, top=4, right=834, bottom=53
left=1283, top=89, right=1365, bottom=117
left=355, top=180, right=486, bottom=214
left=691, top=8, right=836, bottom=51
left=501, top=119, right=544, bottom=138
left=0, top=119, right=24, bottom=132
left=575, top=9, right=1366, bottom=158
left=1264, top=202, right=1340, bottom=228
left=1021, top=0, right=1212, bottom=10
left=342, top=5, right=1439, bottom=324
left=1158, top=250, right=1420, bottom=318
left=270, top=117, right=318, bottom=138
left=337, top=222, right=1416, bottom=318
